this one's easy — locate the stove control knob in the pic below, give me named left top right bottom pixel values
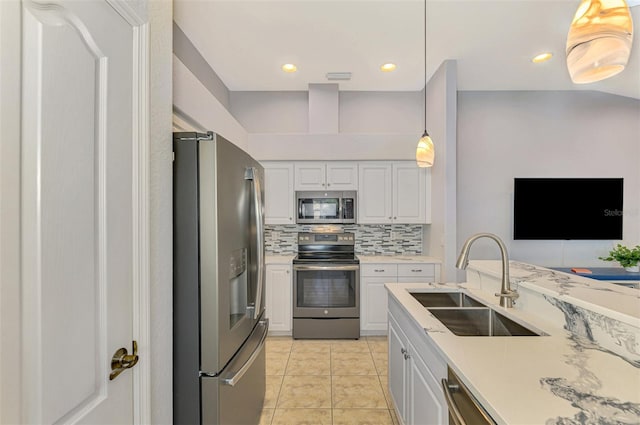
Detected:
left=324, top=310, right=329, bottom=315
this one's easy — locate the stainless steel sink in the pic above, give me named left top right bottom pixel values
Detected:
left=410, top=292, right=486, bottom=308
left=427, top=307, right=544, bottom=337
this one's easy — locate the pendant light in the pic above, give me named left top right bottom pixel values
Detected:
left=566, top=0, right=634, bottom=84
left=416, top=0, right=434, bottom=168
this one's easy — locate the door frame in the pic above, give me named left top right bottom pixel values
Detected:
left=0, top=0, right=151, bottom=422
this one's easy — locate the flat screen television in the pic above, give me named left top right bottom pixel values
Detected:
left=513, top=178, right=623, bottom=240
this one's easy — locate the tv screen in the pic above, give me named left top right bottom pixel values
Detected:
left=513, top=178, right=623, bottom=240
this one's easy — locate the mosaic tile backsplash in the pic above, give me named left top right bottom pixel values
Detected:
left=265, top=224, right=423, bottom=255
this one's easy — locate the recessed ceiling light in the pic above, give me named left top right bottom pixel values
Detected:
left=532, top=52, right=553, bottom=63
left=380, top=63, right=397, bottom=72
left=282, top=63, right=297, bottom=73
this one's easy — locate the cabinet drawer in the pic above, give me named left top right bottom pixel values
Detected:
left=397, top=264, right=435, bottom=277
left=361, top=264, right=398, bottom=277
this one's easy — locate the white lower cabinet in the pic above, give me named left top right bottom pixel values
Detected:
left=265, top=264, right=292, bottom=333
left=361, top=264, right=397, bottom=333
left=361, top=262, right=440, bottom=333
left=388, top=297, right=447, bottom=425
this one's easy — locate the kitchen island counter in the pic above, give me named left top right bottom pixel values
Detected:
left=386, top=260, right=640, bottom=424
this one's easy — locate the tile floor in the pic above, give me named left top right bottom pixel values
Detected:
left=261, top=336, right=398, bottom=425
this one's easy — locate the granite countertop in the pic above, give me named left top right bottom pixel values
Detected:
left=357, top=255, right=442, bottom=264
left=386, top=261, right=640, bottom=424
left=467, top=260, right=640, bottom=328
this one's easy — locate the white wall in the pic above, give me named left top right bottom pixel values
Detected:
left=173, top=55, right=248, bottom=150
left=457, top=90, right=640, bottom=267
left=231, top=90, right=422, bottom=135
left=149, top=1, right=173, bottom=423
left=230, top=91, right=309, bottom=133
left=235, top=90, right=423, bottom=160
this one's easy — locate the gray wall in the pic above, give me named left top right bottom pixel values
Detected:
left=173, top=22, right=230, bottom=110
left=423, top=60, right=459, bottom=281
left=457, top=90, right=640, bottom=267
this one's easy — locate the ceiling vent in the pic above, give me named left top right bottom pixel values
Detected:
left=326, top=72, right=352, bottom=81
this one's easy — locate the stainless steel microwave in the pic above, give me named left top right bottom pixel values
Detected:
left=296, top=191, right=356, bottom=224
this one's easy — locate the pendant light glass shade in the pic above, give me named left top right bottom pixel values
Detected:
left=416, top=130, right=435, bottom=167
left=566, top=0, right=633, bottom=84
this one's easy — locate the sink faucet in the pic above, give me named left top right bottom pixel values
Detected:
left=455, top=233, right=519, bottom=308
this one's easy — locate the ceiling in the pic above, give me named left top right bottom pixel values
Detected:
left=174, top=1, right=640, bottom=99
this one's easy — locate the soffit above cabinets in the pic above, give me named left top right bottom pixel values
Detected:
left=174, top=0, right=640, bottom=99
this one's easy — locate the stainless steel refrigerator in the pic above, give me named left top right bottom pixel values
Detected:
left=173, top=131, right=268, bottom=425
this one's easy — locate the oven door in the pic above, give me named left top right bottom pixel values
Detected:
left=293, top=264, right=359, bottom=318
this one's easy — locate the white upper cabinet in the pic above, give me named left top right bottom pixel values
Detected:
left=358, top=163, right=393, bottom=223
left=359, top=161, right=431, bottom=224
left=393, top=162, right=429, bottom=224
left=263, top=162, right=295, bottom=224
left=294, top=162, right=358, bottom=191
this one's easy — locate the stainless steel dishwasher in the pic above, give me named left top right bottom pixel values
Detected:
left=441, top=367, right=496, bottom=425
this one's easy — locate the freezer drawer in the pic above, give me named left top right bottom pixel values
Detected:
left=201, top=319, right=268, bottom=425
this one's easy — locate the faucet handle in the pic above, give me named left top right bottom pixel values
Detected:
left=495, top=290, right=519, bottom=300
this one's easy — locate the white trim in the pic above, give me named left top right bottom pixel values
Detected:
left=131, top=21, right=152, bottom=425
left=106, top=1, right=152, bottom=422
left=172, top=106, right=208, bottom=133
left=106, top=0, right=147, bottom=26
left=0, top=0, right=23, bottom=423
left=20, top=7, right=44, bottom=421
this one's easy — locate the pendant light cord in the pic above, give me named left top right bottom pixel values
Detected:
left=423, top=0, right=427, bottom=134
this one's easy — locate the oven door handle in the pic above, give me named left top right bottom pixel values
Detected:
left=293, top=265, right=360, bottom=271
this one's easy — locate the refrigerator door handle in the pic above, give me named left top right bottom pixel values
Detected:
left=245, top=167, right=265, bottom=320
left=221, top=319, right=269, bottom=387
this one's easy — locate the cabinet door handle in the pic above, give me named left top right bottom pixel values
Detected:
left=411, top=269, right=423, bottom=273
left=400, top=348, right=407, bottom=354
left=374, top=269, right=384, bottom=273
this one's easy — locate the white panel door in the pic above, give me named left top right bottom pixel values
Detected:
left=265, top=264, right=292, bottom=332
left=358, top=163, right=393, bottom=224
left=326, top=162, right=358, bottom=190
left=361, top=278, right=390, bottom=332
left=264, top=162, right=295, bottom=224
left=408, top=341, right=446, bottom=425
left=294, top=162, right=326, bottom=190
left=388, top=315, right=408, bottom=424
left=393, top=163, right=427, bottom=224
left=1, top=0, right=148, bottom=423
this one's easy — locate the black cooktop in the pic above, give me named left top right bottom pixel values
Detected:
left=293, top=232, right=359, bottom=264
